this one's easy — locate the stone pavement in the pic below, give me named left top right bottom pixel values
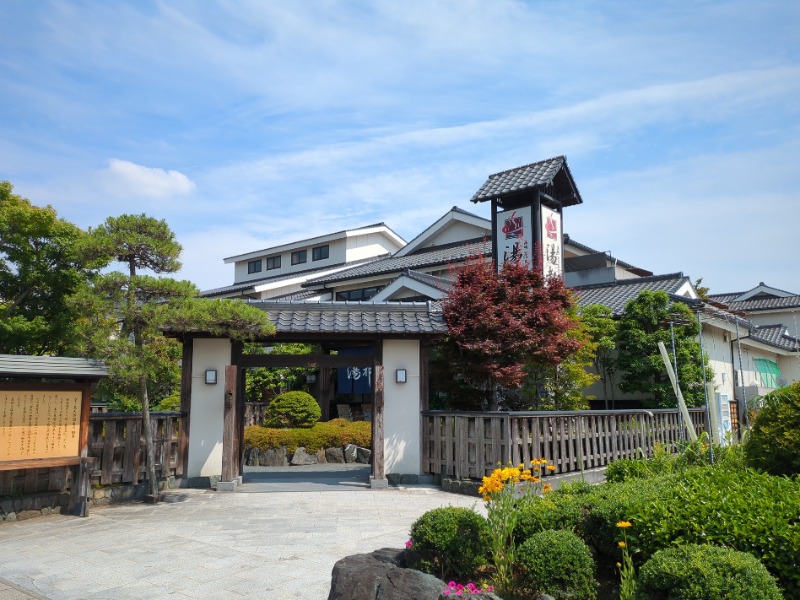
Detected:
left=0, top=469, right=485, bottom=600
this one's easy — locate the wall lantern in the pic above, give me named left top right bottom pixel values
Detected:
left=204, top=369, right=218, bottom=385
left=396, top=369, right=407, bottom=384
left=306, top=372, right=317, bottom=384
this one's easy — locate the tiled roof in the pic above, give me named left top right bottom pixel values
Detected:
left=710, top=295, right=800, bottom=312
left=201, top=256, right=386, bottom=297
left=750, top=324, right=800, bottom=352
left=0, top=354, right=107, bottom=379
left=470, top=156, right=582, bottom=206
left=304, top=239, right=491, bottom=287
left=251, top=300, right=447, bottom=335
left=573, top=273, right=693, bottom=315
left=403, top=269, right=450, bottom=290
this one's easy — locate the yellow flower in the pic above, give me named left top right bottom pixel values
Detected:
left=616, top=521, right=632, bottom=529
left=543, top=483, right=552, bottom=494
left=547, top=465, right=556, bottom=471
left=616, top=562, right=622, bottom=568
left=618, top=541, right=627, bottom=548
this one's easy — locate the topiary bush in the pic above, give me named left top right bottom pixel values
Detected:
left=408, top=506, right=490, bottom=581
left=265, top=391, right=321, bottom=428
left=744, top=381, right=800, bottom=476
left=635, top=544, right=782, bottom=600
left=515, top=529, right=597, bottom=600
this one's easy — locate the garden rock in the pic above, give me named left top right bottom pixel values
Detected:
left=328, top=548, right=446, bottom=600
left=356, top=447, right=371, bottom=464
left=344, top=444, right=358, bottom=463
left=259, top=447, right=288, bottom=467
left=291, top=447, right=318, bottom=465
left=325, top=447, right=345, bottom=463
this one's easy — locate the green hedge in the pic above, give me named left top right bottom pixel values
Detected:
left=635, top=544, right=782, bottom=600
left=243, top=419, right=371, bottom=454
left=627, top=466, right=800, bottom=597
left=513, top=465, right=800, bottom=598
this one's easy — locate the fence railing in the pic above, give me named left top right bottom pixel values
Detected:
left=86, top=412, right=185, bottom=486
left=422, top=408, right=708, bottom=480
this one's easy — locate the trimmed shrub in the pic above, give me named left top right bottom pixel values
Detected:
left=635, top=544, right=782, bottom=600
left=265, top=391, right=321, bottom=428
left=745, top=381, right=800, bottom=476
left=627, top=466, right=800, bottom=597
left=515, top=529, right=597, bottom=600
left=409, top=507, right=490, bottom=581
left=514, top=493, right=585, bottom=545
left=243, top=420, right=371, bottom=454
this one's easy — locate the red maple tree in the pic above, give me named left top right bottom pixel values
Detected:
left=439, top=254, right=582, bottom=410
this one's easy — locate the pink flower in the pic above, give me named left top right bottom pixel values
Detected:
left=405, top=539, right=413, bottom=549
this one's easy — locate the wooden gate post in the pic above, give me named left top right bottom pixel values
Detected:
left=219, top=365, right=239, bottom=491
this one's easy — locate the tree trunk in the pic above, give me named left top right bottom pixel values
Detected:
left=141, top=373, right=160, bottom=499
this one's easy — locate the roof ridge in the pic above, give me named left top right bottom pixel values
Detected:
left=575, top=272, right=686, bottom=290
left=484, top=155, right=565, bottom=178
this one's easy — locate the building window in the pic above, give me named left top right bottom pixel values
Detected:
left=336, top=286, right=383, bottom=301
left=291, top=250, right=307, bottom=265
left=312, top=245, right=329, bottom=261
left=266, top=256, right=281, bottom=270
left=248, top=260, right=262, bottom=274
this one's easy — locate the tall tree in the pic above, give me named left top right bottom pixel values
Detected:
left=0, top=182, right=96, bottom=354
left=78, top=214, right=274, bottom=499
left=437, top=255, right=582, bottom=410
left=521, top=313, right=598, bottom=410
left=616, top=290, right=712, bottom=408
left=579, top=304, right=618, bottom=409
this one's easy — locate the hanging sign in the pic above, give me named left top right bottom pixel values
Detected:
left=498, top=206, right=533, bottom=268
left=540, top=205, right=563, bottom=279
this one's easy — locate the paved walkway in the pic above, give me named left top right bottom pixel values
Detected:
left=0, top=469, right=484, bottom=600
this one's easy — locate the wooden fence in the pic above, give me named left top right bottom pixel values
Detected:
left=87, top=412, right=185, bottom=486
left=422, top=408, right=708, bottom=480
left=0, top=412, right=186, bottom=496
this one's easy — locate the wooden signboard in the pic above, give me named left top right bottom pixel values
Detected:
left=0, top=384, right=91, bottom=472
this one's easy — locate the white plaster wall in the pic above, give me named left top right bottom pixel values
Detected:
left=346, top=232, right=404, bottom=261
left=188, top=338, right=232, bottom=478
left=382, top=339, right=422, bottom=475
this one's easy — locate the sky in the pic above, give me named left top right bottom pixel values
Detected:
left=1, top=0, right=798, bottom=294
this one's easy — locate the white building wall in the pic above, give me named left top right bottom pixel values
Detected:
left=382, top=339, right=422, bottom=475
left=345, top=232, right=402, bottom=262
left=187, top=338, right=232, bottom=478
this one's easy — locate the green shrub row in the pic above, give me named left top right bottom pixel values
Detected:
left=243, top=419, right=371, bottom=454
left=514, top=465, right=800, bottom=598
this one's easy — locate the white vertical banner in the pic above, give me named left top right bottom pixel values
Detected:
left=540, top=205, right=563, bottom=279
left=497, top=206, right=533, bottom=268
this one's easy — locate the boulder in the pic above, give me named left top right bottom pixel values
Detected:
left=325, top=447, right=345, bottom=463
left=290, top=447, right=318, bottom=466
left=344, top=444, right=358, bottom=463
left=356, top=447, right=372, bottom=464
left=259, top=447, right=288, bottom=467
left=328, top=548, right=445, bottom=600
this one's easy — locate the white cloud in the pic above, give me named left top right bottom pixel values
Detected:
left=103, top=159, right=196, bottom=199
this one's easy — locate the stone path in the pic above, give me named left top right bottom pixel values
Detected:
left=0, top=477, right=484, bottom=599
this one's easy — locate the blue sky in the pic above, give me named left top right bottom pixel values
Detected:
left=1, top=0, right=798, bottom=294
